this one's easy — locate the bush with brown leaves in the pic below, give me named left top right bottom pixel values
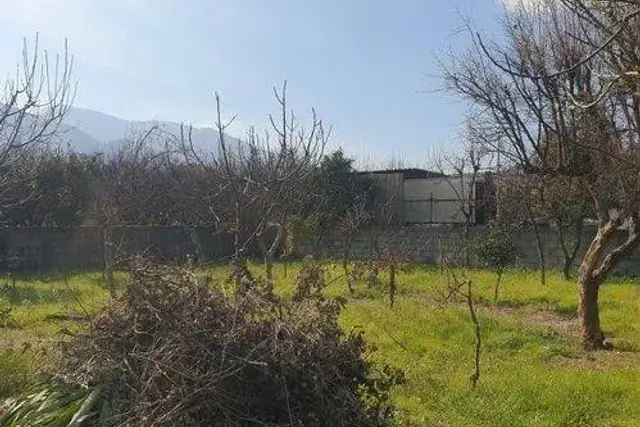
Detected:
left=59, top=260, right=403, bottom=427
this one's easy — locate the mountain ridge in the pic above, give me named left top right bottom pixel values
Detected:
left=61, top=107, right=241, bottom=155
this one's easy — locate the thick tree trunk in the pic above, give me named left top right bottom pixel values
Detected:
left=577, top=215, right=639, bottom=349
left=577, top=221, right=613, bottom=349
left=578, top=275, right=604, bottom=349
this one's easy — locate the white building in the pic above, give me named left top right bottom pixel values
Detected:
left=360, top=169, right=496, bottom=225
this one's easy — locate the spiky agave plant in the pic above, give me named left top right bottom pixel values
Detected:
left=0, top=382, right=102, bottom=427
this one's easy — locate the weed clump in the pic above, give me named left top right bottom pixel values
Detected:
left=58, top=260, right=403, bottom=426
left=0, top=297, right=13, bottom=328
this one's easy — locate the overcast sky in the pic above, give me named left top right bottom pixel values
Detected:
left=0, top=0, right=516, bottom=166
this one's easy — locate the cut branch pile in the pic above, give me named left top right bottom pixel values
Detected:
left=58, top=260, right=402, bottom=427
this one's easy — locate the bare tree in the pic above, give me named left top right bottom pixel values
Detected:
left=0, top=35, right=74, bottom=225
left=377, top=241, right=414, bottom=308
left=429, top=129, right=491, bottom=265
left=498, top=173, right=548, bottom=285
left=473, top=221, right=517, bottom=301
left=338, top=203, right=368, bottom=295
left=93, top=127, right=169, bottom=295
left=338, top=200, right=373, bottom=281
left=440, top=267, right=482, bottom=389
left=535, top=173, right=591, bottom=280
left=368, top=196, right=416, bottom=307
left=497, top=159, right=591, bottom=281
left=179, top=82, right=328, bottom=282
left=443, top=0, right=640, bottom=348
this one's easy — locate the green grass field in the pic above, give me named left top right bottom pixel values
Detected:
left=1, top=263, right=639, bottom=426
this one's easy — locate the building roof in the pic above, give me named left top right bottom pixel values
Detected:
left=355, top=168, right=445, bottom=179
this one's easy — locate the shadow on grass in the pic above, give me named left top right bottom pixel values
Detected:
left=610, top=339, right=639, bottom=353
left=2, top=268, right=101, bottom=283
left=479, top=295, right=578, bottom=319
left=350, top=286, right=386, bottom=301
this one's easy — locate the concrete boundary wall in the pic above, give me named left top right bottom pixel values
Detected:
left=304, top=224, right=639, bottom=277
left=0, top=225, right=638, bottom=276
left=0, top=226, right=234, bottom=272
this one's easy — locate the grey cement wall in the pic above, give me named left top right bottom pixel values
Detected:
left=1, top=224, right=637, bottom=276
left=0, top=226, right=234, bottom=272
left=306, top=224, right=640, bottom=277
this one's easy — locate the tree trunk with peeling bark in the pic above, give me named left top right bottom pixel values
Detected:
left=578, top=274, right=604, bottom=349
left=440, top=0, right=640, bottom=351
left=578, top=215, right=640, bottom=349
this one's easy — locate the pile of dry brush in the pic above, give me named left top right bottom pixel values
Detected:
left=57, top=260, right=403, bottom=426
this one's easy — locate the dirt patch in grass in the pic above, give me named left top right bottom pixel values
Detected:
left=0, top=334, right=58, bottom=351
left=480, top=302, right=640, bottom=370
left=483, top=304, right=579, bottom=335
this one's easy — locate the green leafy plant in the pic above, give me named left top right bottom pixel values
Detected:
left=283, top=214, right=319, bottom=259
left=346, top=260, right=381, bottom=296
left=474, top=223, right=517, bottom=300
left=0, top=382, right=102, bottom=427
left=0, top=298, right=13, bottom=328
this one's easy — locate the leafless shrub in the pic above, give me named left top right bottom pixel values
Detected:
left=439, top=266, right=482, bottom=389
left=377, top=244, right=416, bottom=308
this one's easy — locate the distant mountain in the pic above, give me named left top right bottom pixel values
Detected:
left=60, top=107, right=242, bottom=155
left=56, top=123, right=104, bottom=152
left=64, top=108, right=132, bottom=145
left=0, top=104, right=103, bottom=153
